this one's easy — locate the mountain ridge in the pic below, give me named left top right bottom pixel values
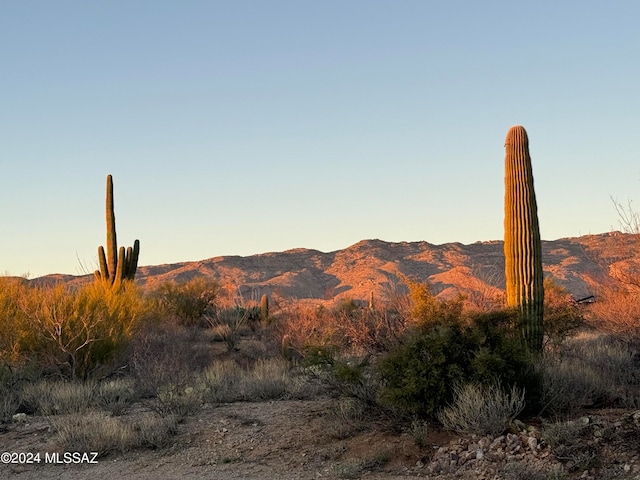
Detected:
left=28, top=232, right=640, bottom=304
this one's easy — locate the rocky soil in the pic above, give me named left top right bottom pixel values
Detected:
left=2, top=399, right=640, bottom=480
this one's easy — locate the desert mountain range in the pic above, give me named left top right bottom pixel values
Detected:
left=34, top=232, right=640, bottom=305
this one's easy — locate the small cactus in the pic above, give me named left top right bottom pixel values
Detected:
left=94, top=175, right=140, bottom=287
left=260, top=294, right=269, bottom=322
left=503, top=126, right=544, bottom=351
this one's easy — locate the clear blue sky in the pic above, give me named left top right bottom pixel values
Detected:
left=2, top=1, right=639, bottom=277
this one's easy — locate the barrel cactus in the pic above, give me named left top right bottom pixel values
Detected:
left=94, top=175, right=140, bottom=287
left=503, top=125, right=544, bottom=351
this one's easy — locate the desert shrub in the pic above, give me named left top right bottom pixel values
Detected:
left=468, top=309, right=541, bottom=395
left=542, top=418, right=590, bottom=449
left=542, top=419, right=600, bottom=472
left=0, top=277, right=29, bottom=366
left=277, top=299, right=405, bottom=364
left=198, top=358, right=306, bottom=403
left=206, top=306, right=255, bottom=351
left=52, top=409, right=180, bottom=454
left=277, top=303, right=344, bottom=362
left=22, top=379, right=95, bottom=415
left=240, top=358, right=293, bottom=400
left=95, top=377, right=138, bottom=416
left=543, top=278, right=586, bottom=349
left=198, top=359, right=245, bottom=403
left=378, top=309, right=538, bottom=418
left=437, top=382, right=525, bottom=435
left=128, top=323, right=209, bottom=420
left=336, top=305, right=405, bottom=354
left=587, top=281, right=640, bottom=339
left=133, top=413, right=179, bottom=449
left=153, top=382, right=202, bottom=420
left=408, top=418, right=430, bottom=447
left=537, top=355, right=614, bottom=417
left=378, top=321, right=476, bottom=417
left=50, top=411, right=135, bottom=455
left=537, top=333, right=640, bottom=416
left=129, top=320, right=214, bottom=399
left=18, top=281, right=150, bottom=379
left=561, top=334, right=640, bottom=408
left=153, top=277, right=219, bottom=326
left=405, top=280, right=464, bottom=327
left=320, top=356, right=390, bottom=419
left=0, top=384, right=20, bottom=425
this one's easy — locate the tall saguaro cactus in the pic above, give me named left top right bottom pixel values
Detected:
left=94, top=175, right=140, bottom=287
left=503, top=126, right=544, bottom=351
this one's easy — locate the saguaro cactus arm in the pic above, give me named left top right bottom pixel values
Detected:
left=503, top=125, right=544, bottom=351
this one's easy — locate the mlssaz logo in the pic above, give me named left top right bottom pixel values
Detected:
left=45, top=452, right=99, bottom=464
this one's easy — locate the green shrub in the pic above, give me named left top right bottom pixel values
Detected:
left=468, top=309, right=542, bottom=408
left=378, top=321, right=476, bottom=417
left=378, top=309, right=539, bottom=418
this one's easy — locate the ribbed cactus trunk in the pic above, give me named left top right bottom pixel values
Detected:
left=94, top=175, right=140, bottom=287
left=105, top=174, right=118, bottom=279
left=260, top=294, right=269, bottom=322
left=504, top=126, right=544, bottom=352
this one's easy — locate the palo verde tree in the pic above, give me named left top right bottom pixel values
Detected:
left=503, top=125, right=544, bottom=351
left=94, top=174, right=140, bottom=288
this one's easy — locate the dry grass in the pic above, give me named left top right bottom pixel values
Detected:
left=50, top=411, right=135, bottom=455
left=198, top=357, right=310, bottom=403
left=437, top=382, right=526, bottom=435
left=50, top=410, right=179, bottom=455
left=22, top=379, right=96, bottom=416
left=538, top=333, right=640, bottom=416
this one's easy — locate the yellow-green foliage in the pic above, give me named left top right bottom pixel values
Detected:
left=0, top=279, right=150, bottom=379
left=406, top=280, right=463, bottom=327
left=0, top=277, right=29, bottom=364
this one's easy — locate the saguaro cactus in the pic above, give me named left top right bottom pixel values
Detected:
left=503, top=126, right=544, bottom=351
left=260, top=294, right=269, bottom=322
left=94, top=175, right=140, bottom=287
